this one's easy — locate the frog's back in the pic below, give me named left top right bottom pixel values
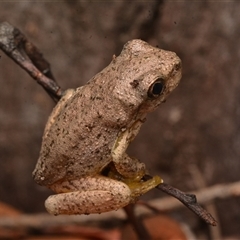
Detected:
left=33, top=81, right=128, bottom=186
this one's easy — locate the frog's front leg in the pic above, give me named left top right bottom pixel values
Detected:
left=45, top=176, right=132, bottom=215
left=112, top=153, right=146, bottom=180
left=110, top=154, right=162, bottom=199
left=111, top=121, right=163, bottom=196
left=111, top=120, right=148, bottom=179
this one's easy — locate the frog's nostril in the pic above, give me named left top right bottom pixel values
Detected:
left=174, top=62, right=182, bottom=71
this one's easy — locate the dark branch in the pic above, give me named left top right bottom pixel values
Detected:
left=143, top=175, right=217, bottom=226
left=0, top=21, right=63, bottom=102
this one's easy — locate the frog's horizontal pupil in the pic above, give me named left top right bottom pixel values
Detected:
left=152, top=82, right=163, bottom=95
left=148, top=79, right=164, bottom=98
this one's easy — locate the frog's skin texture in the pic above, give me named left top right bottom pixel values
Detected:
left=32, top=39, right=182, bottom=215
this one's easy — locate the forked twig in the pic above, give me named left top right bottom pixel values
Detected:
left=144, top=175, right=217, bottom=226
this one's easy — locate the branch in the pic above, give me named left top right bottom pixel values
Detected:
left=0, top=21, right=63, bottom=102
left=159, top=183, right=217, bottom=226
left=141, top=179, right=240, bottom=226
left=143, top=175, right=217, bottom=226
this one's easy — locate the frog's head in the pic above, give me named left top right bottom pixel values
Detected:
left=113, top=39, right=182, bottom=118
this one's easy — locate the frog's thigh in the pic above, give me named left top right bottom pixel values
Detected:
left=45, top=176, right=131, bottom=215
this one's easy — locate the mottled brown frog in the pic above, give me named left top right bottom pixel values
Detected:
left=32, top=39, right=182, bottom=215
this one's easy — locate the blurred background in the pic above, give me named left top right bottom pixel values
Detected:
left=0, top=1, right=240, bottom=239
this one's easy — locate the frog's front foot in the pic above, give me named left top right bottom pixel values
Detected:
left=127, top=175, right=163, bottom=200
left=107, top=161, right=162, bottom=201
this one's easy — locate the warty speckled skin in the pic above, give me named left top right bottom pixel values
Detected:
left=32, top=39, right=182, bottom=215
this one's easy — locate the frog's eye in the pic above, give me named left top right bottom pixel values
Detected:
left=148, top=79, right=165, bottom=98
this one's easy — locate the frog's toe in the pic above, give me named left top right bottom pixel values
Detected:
left=45, top=195, right=60, bottom=215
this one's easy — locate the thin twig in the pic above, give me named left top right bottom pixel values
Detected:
left=143, top=175, right=217, bottom=226
left=141, top=180, right=240, bottom=223
left=0, top=21, right=63, bottom=102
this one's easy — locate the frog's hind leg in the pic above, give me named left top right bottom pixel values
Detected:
left=45, top=176, right=131, bottom=215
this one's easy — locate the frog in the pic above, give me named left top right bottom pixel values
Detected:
left=32, top=39, right=182, bottom=215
